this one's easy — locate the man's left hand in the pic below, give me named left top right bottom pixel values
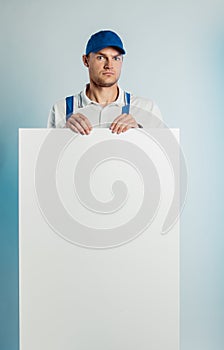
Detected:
left=110, top=114, right=138, bottom=134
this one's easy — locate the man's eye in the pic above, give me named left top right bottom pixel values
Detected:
left=114, top=56, right=121, bottom=61
left=97, top=55, right=105, bottom=60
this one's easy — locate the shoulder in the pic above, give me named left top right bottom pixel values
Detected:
left=51, top=92, right=80, bottom=114
left=130, top=94, right=163, bottom=120
left=51, top=97, right=66, bottom=111
left=130, top=94, right=154, bottom=111
left=52, top=93, right=78, bottom=108
left=48, top=93, right=79, bottom=128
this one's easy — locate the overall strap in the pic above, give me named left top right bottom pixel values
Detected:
left=65, top=96, right=74, bottom=120
left=122, top=92, right=131, bottom=114
left=66, top=93, right=83, bottom=120
left=66, top=92, right=130, bottom=119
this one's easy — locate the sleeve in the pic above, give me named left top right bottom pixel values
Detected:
left=151, top=101, right=163, bottom=121
left=47, top=105, right=56, bottom=128
left=47, top=99, right=67, bottom=128
left=131, top=96, right=165, bottom=129
left=149, top=101, right=165, bottom=128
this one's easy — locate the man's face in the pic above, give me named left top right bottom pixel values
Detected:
left=83, top=47, right=123, bottom=88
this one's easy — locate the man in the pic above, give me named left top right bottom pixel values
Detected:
left=48, top=30, right=164, bottom=134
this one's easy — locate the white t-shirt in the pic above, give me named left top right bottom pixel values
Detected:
left=48, top=85, right=164, bottom=129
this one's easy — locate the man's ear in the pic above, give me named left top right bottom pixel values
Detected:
left=82, top=55, right=89, bottom=67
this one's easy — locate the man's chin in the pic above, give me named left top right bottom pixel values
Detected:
left=101, top=83, right=116, bottom=88
left=96, top=77, right=119, bottom=88
left=98, top=81, right=118, bottom=88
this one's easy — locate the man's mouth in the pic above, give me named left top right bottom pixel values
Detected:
left=102, top=71, right=114, bottom=76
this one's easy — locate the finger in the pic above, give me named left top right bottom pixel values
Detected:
left=122, top=125, right=131, bottom=133
left=117, top=123, right=129, bottom=134
left=114, top=117, right=131, bottom=133
left=111, top=119, right=127, bottom=133
left=68, top=119, right=86, bottom=134
left=78, top=114, right=93, bottom=130
left=110, top=114, right=127, bottom=130
left=69, top=117, right=90, bottom=134
left=119, top=116, right=138, bottom=129
left=111, top=122, right=121, bottom=133
left=66, top=122, right=80, bottom=134
left=76, top=118, right=92, bottom=134
left=69, top=114, right=92, bottom=133
left=114, top=121, right=127, bottom=133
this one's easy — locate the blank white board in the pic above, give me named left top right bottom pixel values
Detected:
left=19, top=128, right=180, bottom=350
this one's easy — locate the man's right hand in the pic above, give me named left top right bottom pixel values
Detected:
left=65, top=113, right=92, bottom=135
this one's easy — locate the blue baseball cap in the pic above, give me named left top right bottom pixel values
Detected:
left=85, top=30, right=126, bottom=55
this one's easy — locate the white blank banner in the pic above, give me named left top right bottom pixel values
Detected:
left=19, top=128, right=180, bottom=350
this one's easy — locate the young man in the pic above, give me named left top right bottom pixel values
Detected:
left=48, top=30, right=164, bottom=134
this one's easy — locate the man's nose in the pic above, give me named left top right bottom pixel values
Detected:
left=104, top=58, right=113, bottom=69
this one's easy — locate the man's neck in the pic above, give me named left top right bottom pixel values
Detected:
left=86, top=83, right=119, bottom=106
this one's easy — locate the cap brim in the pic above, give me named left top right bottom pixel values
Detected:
left=87, top=45, right=125, bottom=55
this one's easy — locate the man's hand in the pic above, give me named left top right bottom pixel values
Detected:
left=65, top=113, right=92, bottom=135
left=110, top=114, right=138, bottom=134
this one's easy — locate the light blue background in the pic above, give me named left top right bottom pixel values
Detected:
left=1, top=0, right=224, bottom=349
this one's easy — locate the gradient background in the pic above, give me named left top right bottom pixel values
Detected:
left=0, top=0, right=224, bottom=349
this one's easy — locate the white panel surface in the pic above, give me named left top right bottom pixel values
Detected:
left=19, top=128, right=180, bottom=350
